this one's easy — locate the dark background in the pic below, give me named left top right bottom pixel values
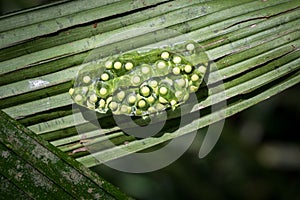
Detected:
left=1, top=1, right=299, bottom=199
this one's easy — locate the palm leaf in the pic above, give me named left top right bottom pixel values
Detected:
left=1, top=0, right=299, bottom=197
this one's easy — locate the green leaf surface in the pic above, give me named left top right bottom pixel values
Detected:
left=0, top=0, right=299, bottom=197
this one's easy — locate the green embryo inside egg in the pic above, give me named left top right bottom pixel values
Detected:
left=69, top=41, right=209, bottom=116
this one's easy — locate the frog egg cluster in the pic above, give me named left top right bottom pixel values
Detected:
left=69, top=42, right=207, bottom=116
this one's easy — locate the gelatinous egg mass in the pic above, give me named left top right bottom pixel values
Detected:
left=69, top=41, right=209, bottom=116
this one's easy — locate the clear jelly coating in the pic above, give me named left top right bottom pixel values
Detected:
left=69, top=41, right=208, bottom=116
